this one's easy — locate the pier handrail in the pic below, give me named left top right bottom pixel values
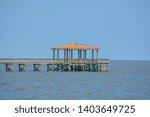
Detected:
left=0, top=58, right=110, bottom=64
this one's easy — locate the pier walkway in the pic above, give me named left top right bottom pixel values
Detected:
left=0, top=58, right=110, bottom=72
left=0, top=58, right=110, bottom=64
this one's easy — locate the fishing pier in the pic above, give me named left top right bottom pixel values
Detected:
left=0, top=42, right=110, bottom=72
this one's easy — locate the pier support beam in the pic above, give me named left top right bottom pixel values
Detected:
left=33, top=64, right=41, bottom=72
left=47, top=64, right=52, bottom=71
left=18, top=64, right=26, bottom=72
left=64, top=64, right=69, bottom=71
left=99, top=65, right=109, bottom=72
left=5, top=64, right=13, bottom=72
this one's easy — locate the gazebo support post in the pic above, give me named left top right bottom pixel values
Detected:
left=81, top=49, right=84, bottom=59
left=67, top=49, right=68, bottom=62
left=78, top=50, right=80, bottom=59
left=64, top=49, right=66, bottom=64
left=96, top=49, right=98, bottom=63
left=68, top=49, right=71, bottom=63
left=53, top=49, right=55, bottom=60
left=53, top=49, right=55, bottom=64
left=92, top=49, right=94, bottom=64
left=71, top=50, right=73, bottom=59
left=80, top=50, right=81, bottom=59
left=57, top=49, right=59, bottom=59
left=82, top=50, right=84, bottom=59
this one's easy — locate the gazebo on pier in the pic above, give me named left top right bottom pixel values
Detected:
left=49, top=42, right=110, bottom=71
left=51, top=42, right=99, bottom=64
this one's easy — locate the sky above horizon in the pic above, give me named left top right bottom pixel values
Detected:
left=0, top=0, right=150, bottom=60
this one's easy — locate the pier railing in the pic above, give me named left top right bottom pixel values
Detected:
left=62, top=59, right=110, bottom=64
left=0, top=58, right=110, bottom=64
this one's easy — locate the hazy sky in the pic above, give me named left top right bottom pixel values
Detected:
left=0, top=0, right=150, bottom=60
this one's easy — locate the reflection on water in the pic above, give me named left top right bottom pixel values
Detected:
left=0, top=61, right=150, bottom=100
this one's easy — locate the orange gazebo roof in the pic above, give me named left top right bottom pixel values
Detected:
left=51, top=42, right=99, bottom=50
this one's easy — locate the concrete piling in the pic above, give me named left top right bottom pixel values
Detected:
left=2, top=62, right=109, bottom=72
left=5, top=64, right=13, bottom=72
left=33, top=64, right=41, bottom=72
left=18, top=64, right=26, bottom=72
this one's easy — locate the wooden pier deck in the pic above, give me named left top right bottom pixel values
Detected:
left=0, top=58, right=110, bottom=72
left=0, top=58, right=110, bottom=64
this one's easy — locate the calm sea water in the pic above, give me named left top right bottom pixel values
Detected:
left=0, top=61, right=150, bottom=100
